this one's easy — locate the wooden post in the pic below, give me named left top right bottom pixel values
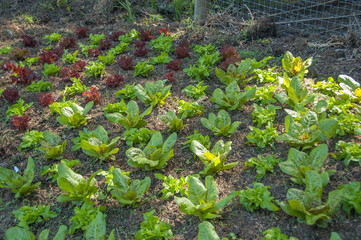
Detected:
left=194, top=0, right=210, bottom=23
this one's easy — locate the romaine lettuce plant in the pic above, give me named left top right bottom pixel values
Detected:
left=201, top=110, right=241, bottom=137
left=40, top=159, right=81, bottom=182
left=105, top=167, right=151, bottom=206
left=84, top=212, right=115, bottom=240
left=159, top=110, right=186, bottom=132
left=191, top=139, right=238, bottom=175
left=134, top=210, right=173, bottom=240
left=237, top=182, right=279, bottom=212
left=197, top=221, right=223, bottom=240
left=244, top=155, right=281, bottom=180
left=56, top=101, right=93, bottom=128
left=105, top=100, right=152, bottom=130
left=0, top=156, right=40, bottom=198
left=279, top=144, right=335, bottom=186
left=246, top=122, right=278, bottom=149
left=279, top=170, right=344, bottom=228
left=80, top=125, right=120, bottom=161
left=37, top=131, right=67, bottom=159
left=211, top=81, right=256, bottom=110
left=149, top=52, right=172, bottom=65
left=18, top=130, right=44, bottom=151
left=134, top=80, right=171, bottom=107
left=56, top=163, right=102, bottom=203
left=276, top=110, right=338, bottom=149
left=126, top=132, right=177, bottom=170
left=174, top=176, right=237, bottom=220
left=332, top=140, right=361, bottom=167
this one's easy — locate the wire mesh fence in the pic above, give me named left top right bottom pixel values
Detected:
left=197, top=0, right=361, bottom=37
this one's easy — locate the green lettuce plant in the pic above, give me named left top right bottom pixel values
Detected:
left=85, top=61, right=105, bottom=78
left=279, top=170, right=344, bottom=228
left=197, top=221, right=223, bottom=240
left=332, top=140, right=361, bottom=167
left=89, top=33, right=105, bottom=45
left=126, top=132, right=177, bottom=170
left=105, top=167, right=151, bottom=206
left=84, top=212, right=115, bottom=240
left=13, top=205, right=58, bottom=229
left=18, top=130, right=44, bottom=151
left=123, top=127, right=155, bottom=147
left=62, top=50, right=78, bottom=64
left=337, top=181, right=361, bottom=218
left=177, top=100, right=204, bottom=118
left=261, top=226, right=299, bottom=240
left=237, top=182, right=279, bottom=212
left=201, top=110, right=241, bottom=137
left=115, top=83, right=137, bottom=100
left=25, top=80, right=53, bottom=92
left=279, top=144, right=334, bottom=186
left=282, top=51, right=312, bottom=78
left=134, top=80, right=171, bottom=106
left=211, top=81, right=256, bottom=110
left=37, top=131, right=67, bottom=159
left=183, top=130, right=210, bottom=150
left=42, top=63, right=61, bottom=78
left=0, top=46, right=12, bottom=55
left=56, top=101, right=93, bottom=128
left=105, top=100, right=152, bottom=130
left=155, top=174, right=195, bottom=200
left=40, top=159, right=81, bottom=182
left=24, top=57, right=39, bottom=67
left=62, top=78, right=89, bottom=96
left=193, top=43, right=216, bottom=56
left=149, top=34, right=173, bottom=53
left=246, top=122, right=278, bottom=149
left=191, top=140, right=238, bottom=175
left=134, top=61, right=154, bottom=77
left=250, top=85, right=278, bottom=106
left=149, top=52, right=172, bottom=65
left=0, top=156, right=40, bottom=198
left=183, top=64, right=211, bottom=81
left=6, top=99, right=33, bottom=120
left=244, top=155, right=281, bottom=180
left=80, top=125, right=120, bottom=161
left=103, top=100, right=127, bottom=114
left=56, top=163, right=102, bottom=203
left=49, top=97, right=76, bottom=115
left=159, top=110, right=186, bottom=132
left=134, top=210, right=173, bottom=240
left=98, top=52, right=115, bottom=65
left=43, top=32, right=61, bottom=44
left=182, top=81, right=208, bottom=100
left=174, top=176, right=237, bottom=220
left=252, top=104, right=281, bottom=127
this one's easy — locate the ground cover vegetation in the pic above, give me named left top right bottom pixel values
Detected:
left=0, top=0, right=360, bottom=239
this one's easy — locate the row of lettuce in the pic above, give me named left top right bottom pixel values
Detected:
left=0, top=28, right=360, bottom=240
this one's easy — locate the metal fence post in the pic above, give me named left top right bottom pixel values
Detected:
left=194, top=0, right=210, bottom=23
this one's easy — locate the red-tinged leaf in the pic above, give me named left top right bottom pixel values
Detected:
left=88, top=48, right=102, bottom=57
left=135, top=40, right=146, bottom=49
left=178, top=39, right=191, bottom=48
left=60, top=37, right=77, bottom=49
left=105, top=74, right=124, bottom=88
left=134, top=47, right=148, bottom=57
left=99, top=38, right=112, bottom=50
left=11, top=115, right=30, bottom=131
left=158, top=27, right=170, bottom=36
left=73, top=60, right=86, bottom=72
left=10, top=66, right=40, bottom=85
left=220, top=45, right=239, bottom=60
left=59, top=67, right=79, bottom=82
left=164, top=71, right=176, bottom=83
left=1, top=62, right=16, bottom=72
left=220, top=56, right=240, bottom=71
left=21, top=35, right=38, bottom=47
left=110, top=31, right=125, bottom=41
left=139, top=29, right=153, bottom=41
left=39, top=93, right=54, bottom=106
left=166, top=59, right=182, bottom=71
left=175, top=47, right=190, bottom=59
left=2, top=88, right=20, bottom=103
left=38, top=49, right=60, bottom=64
left=82, top=87, right=101, bottom=104
left=118, top=56, right=133, bottom=70
left=75, top=26, right=89, bottom=38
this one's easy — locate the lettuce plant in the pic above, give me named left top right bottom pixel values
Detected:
left=159, top=110, right=186, bottom=132
left=197, top=221, right=222, bottom=240
left=42, top=63, right=61, bottom=78
left=134, top=61, right=154, bottom=77
left=62, top=78, right=89, bottom=96
left=149, top=34, right=173, bottom=53
left=123, top=127, right=155, bottom=147
left=282, top=51, right=312, bottom=78
left=18, top=130, right=44, bottom=151
left=40, top=159, right=81, bottom=182
left=84, top=212, right=115, bottom=240
left=182, top=81, right=208, bottom=100
left=244, top=155, right=281, bottom=180
left=0, top=156, right=40, bottom=198
left=56, top=101, right=93, bottom=128
left=237, top=182, right=279, bottom=212
left=183, top=130, right=210, bottom=150
left=191, top=140, right=238, bottom=175
left=24, top=57, right=39, bottom=66
left=85, top=61, right=105, bottom=78
left=56, top=163, right=102, bottom=203
left=246, top=122, right=278, bottom=149
left=279, top=144, right=335, bottom=186
left=103, top=100, right=127, bottom=115
left=89, top=33, right=105, bottom=45
left=193, top=43, right=216, bottom=56
left=211, top=81, right=256, bottom=110
left=37, top=131, right=67, bottom=159
left=6, top=98, right=33, bottom=120
left=312, top=77, right=341, bottom=96
left=252, top=104, right=281, bottom=128
left=126, top=132, right=177, bottom=170
left=174, top=176, right=237, bottom=220
left=333, top=140, right=361, bottom=167
left=49, top=96, right=76, bottom=115
left=155, top=174, right=193, bottom=200
left=250, top=85, right=278, bottom=106
left=69, top=201, right=106, bottom=235
left=115, top=83, right=136, bottom=100
left=80, top=125, right=120, bottom=161
left=134, top=210, right=173, bottom=240
left=13, top=205, right=58, bottom=229
left=261, top=226, right=299, bottom=240
left=43, top=32, right=61, bottom=44
left=62, top=50, right=79, bottom=64
left=135, top=80, right=171, bottom=107
left=177, top=100, right=204, bottom=118
left=6, top=225, right=68, bottom=240
left=25, top=80, right=53, bottom=92
left=149, top=52, right=172, bottom=65
left=98, top=52, right=115, bottom=65
left=279, top=170, right=343, bottom=228
left=201, top=110, right=241, bottom=137
left=105, top=167, right=151, bottom=206
left=183, top=64, right=211, bottom=81
left=337, top=181, right=361, bottom=218
left=105, top=100, right=152, bottom=130
left=276, top=110, right=338, bottom=149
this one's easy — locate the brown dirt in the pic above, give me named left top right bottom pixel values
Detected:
left=0, top=1, right=360, bottom=239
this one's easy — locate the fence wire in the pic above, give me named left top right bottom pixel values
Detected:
left=200, top=0, right=361, bottom=37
